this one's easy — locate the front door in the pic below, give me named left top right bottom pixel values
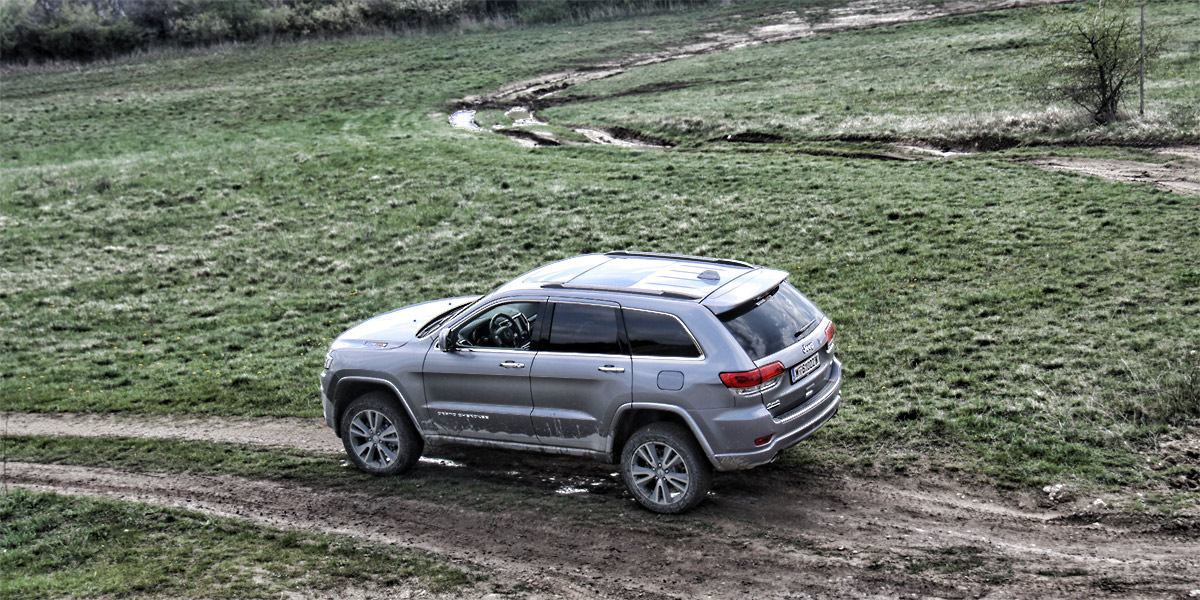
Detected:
left=423, top=300, right=542, bottom=441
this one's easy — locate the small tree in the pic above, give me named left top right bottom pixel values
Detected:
left=1032, top=0, right=1163, bottom=125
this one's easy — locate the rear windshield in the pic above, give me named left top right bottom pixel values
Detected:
left=719, top=283, right=820, bottom=361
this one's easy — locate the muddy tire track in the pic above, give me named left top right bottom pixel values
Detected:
left=5, top=412, right=1200, bottom=598
left=1024, top=148, right=1200, bottom=196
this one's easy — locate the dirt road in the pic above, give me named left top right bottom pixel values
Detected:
left=1025, top=149, right=1200, bottom=196
left=5, top=413, right=1198, bottom=599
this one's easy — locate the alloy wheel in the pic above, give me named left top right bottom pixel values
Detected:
left=347, top=409, right=401, bottom=469
left=629, top=441, right=690, bottom=506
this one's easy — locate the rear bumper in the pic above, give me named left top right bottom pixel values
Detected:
left=709, top=358, right=842, bottom=471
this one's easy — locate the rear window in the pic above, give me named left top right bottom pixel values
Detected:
left=623, top=309, right=701, bottom=358
left=718, top=283, right=820, bottom=361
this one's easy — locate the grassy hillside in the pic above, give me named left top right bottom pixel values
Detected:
left=540, top=0, right=1200, bottom=146
left=2, top=0, right=1198, bottom=494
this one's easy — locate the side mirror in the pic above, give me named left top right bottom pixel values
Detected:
left=438, top=329, right=455, bottom=352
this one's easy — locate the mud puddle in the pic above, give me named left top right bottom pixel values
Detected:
left=504, top=106, right=546, bottom=127
left=574, top=127, right=670, bottom=148
left=898, top=144, right=977, bottom=158
left=1025, top=147, right=1200, bottom=196
left=448, top=109, right=484, bottom=131
left=5, top=412, right=1200, bottom=598
left=454, top=104, right=667, bottom=148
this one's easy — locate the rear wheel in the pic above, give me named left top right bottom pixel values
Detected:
left=340, top=392, right=423, bottom=476
left=620, top=422, right=712, bottom=514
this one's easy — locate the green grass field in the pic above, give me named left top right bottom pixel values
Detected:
left=0, top=488, right=472, bottom=599
left=2, top=0, right=1198, bottom=503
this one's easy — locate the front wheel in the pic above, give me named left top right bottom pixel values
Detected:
left=620, top=423, right=712, bottom=514
left=340, top=392, right=423, bottom=476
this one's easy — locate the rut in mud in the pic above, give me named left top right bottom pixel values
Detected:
left=5, top=413, right=1200, bottom=599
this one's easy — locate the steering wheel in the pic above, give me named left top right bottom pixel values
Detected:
left=489, top=313, right=520, bottom=348
left=513, top=312, right=531, bottom=340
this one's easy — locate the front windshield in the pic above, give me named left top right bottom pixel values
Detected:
left=417, top=301, right=477, bottom=338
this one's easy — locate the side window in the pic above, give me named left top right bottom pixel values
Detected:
left=546, top=303, right=621, bottom=355
left=454, top=301, right=539, bottom=350
left=624, top=309, right=702, bottom=358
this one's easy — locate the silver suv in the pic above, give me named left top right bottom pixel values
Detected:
left=320, top=252, right=841, bottom=513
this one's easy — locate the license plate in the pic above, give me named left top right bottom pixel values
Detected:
left=791, top=354, right=820, bottom=383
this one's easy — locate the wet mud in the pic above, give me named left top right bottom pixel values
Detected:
left=5, top=412, right=1200, bottom=599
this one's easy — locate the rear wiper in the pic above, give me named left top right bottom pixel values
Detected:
left=793, top=318, right=817, bottom=338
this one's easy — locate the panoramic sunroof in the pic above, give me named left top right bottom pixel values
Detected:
left=569, top=257, right=747, bottom=295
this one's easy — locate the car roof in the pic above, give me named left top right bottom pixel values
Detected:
left=495, top=252, right=789, bottom=313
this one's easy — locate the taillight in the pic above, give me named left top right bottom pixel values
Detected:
left=721, top=361, right=785, bottom=395
left=825, top=322, right=835, bottom=345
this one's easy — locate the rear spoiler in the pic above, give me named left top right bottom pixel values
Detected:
left=700, top=268, right=789, bottom=315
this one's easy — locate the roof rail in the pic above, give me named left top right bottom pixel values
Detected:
left=604, top=250, right=754, bottom=269
left=540, top=282, right=703, bottom=300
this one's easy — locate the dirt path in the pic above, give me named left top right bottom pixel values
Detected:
left=1025, top=148, right=1200, bottom=196
left=4, top=411, right=337, bottom=453
left=5, top=413, right=1199, bottom=598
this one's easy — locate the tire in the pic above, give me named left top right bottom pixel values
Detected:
left=339, top=392, right=423, bottom=476
left=620, top=422, right=712, bottom=514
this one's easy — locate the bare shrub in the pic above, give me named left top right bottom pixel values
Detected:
left=1029, top=0, right=1165, bottom=125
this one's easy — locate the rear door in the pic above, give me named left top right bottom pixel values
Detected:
left=529, top=299, right=631, bottom=451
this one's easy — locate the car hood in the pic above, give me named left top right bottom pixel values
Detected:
left=335, top=295, right=479, bottom=346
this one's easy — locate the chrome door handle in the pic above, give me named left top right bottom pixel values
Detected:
left=499, top=361, right=525, bottom=369
left=597, top=365, right=625, bottom=373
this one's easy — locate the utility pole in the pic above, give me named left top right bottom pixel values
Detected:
left=1139, top=2, right=1145, bottom=116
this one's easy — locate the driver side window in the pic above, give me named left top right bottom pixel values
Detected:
left=454, top=301, right=539, bottom=350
